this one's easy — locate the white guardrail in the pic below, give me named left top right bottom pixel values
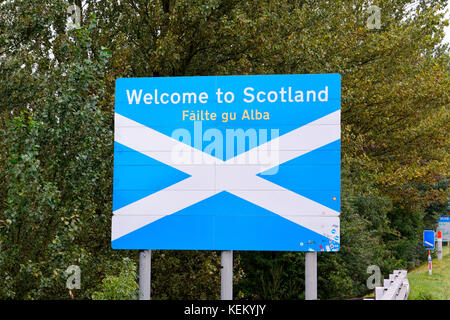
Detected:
left=373, top=270, right=410, bottom=300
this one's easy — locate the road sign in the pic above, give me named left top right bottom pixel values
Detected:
left=423, top=230, right=435, bottom=250
left=437, top=217, right=450, bottom=242
left=112, top=74, right=341, bottom=251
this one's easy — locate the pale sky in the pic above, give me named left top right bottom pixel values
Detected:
left=444, top=3, right=450, bottom=44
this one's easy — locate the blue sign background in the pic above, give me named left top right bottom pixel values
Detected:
left=112, top=74, right=341, bottom=251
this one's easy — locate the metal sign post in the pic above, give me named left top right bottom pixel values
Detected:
left=427, top=250, right=432, bottom=275
left=221, top=250, right=233, bottom=300
left=139, top=249, right=151, bottom=300
left=305, top=252, right=317, bottom=300
left=437, top=231, right=442, bottom=260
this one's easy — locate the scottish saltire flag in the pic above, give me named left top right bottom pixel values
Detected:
left=112, top=74, right=341, bottom=251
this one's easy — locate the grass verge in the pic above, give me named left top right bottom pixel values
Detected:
left=407, top=245, right=450, bottom=300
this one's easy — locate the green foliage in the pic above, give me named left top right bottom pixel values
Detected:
left=236, top=251, right=306, bottom=299
left=92, top=258, right=139, bottom=300
left=0, top=19, right=118, bottom=299
left=151, top=250, right=221, bottom=299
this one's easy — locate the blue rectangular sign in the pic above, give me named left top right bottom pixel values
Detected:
left=112, top=74, right=341, bottom=251
left=423, top=230, right=435, bottom=249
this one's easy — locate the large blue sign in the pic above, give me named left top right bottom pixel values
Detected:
left=423, top=230, right=435, bottom=249
left=112, top=74, right=341, bottom=251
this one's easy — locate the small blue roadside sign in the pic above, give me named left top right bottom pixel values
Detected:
left=423, top=230, right=435, bottom=250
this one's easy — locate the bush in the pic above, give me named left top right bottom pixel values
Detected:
left=92, top=258, right=138, bottom=300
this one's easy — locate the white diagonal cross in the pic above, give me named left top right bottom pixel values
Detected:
left=112, top=110, right=340, bottom=241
